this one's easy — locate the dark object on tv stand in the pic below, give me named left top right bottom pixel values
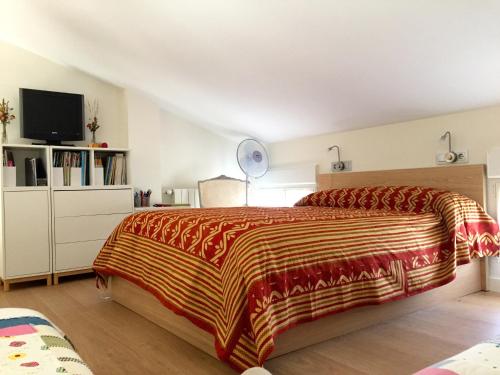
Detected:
left=20, top=88, right=84, bottom=144
left=31, top=141, right=76, bottom=146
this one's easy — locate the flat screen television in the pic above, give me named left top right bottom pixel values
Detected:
left=20, top=88, right=84, bottom=144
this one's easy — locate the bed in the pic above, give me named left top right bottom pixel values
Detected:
left=93, top=164, right=500, bottom=372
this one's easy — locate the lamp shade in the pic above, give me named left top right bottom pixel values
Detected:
left=487, top=147, right=500, bottom=178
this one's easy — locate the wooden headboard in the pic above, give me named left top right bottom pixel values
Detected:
left=316, top=164, right=487, bottom=207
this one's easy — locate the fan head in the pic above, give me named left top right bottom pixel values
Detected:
left=237, top=138, right=269, bottom=178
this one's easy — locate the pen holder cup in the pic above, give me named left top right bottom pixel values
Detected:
left=141, top=196, right=151, bottom=207
left=134, top=194, right=141, bottom=208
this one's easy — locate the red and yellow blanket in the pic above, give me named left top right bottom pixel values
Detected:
left=93, top=186, right=500, bottom=371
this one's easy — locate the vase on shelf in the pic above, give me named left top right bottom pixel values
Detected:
left=91, top=131, right=96, bottom=144
left=1, top=123, right=8, bottom=144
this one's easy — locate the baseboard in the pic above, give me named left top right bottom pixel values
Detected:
left=488, top=277, right=500, bottom=292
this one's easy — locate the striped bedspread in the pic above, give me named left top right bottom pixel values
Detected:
left=93, top=186, right=500, bottom=371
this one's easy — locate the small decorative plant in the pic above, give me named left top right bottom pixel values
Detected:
left=0, top=98, right=15, bottom=144
left=86, top=99, right=100, bottom=144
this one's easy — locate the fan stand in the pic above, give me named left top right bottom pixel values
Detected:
left=236, top=138, right=270, bottom=207
left=245, top=173, right=249, bottom=206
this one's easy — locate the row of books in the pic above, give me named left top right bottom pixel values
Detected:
left=52, top=151, right=86, bottom=168
left=3, top=150, right=126, bottom=186
left=2, top=150, right=15, bottom=167
left=95, top=154, right=127, bottom=185
left=53, top=151, right=89, bottom=186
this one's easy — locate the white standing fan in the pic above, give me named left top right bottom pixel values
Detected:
left=237, top=138, right=270, bottom=206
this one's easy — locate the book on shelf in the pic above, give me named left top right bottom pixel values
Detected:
left=2, top=150, right=15, bottom=167
left=2, top=151, right=16, bottom=187
left=53, top=151, right=88, bottom=186
left=98, top=153, right=127, bottom=185
left=114, top=154, right=124, bottom=185
left=24, top=158, right=47, bottom=186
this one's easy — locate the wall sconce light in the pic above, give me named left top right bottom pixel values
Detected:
left=328, top=145, right=345, bottom=171
left=439, top=131, right=458, bottom=163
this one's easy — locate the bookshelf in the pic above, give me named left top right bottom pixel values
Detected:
left=50, top=146, right=130, bottom=188
left=92, top=148, right=129, bottom=187
left=2, top=186, right=49, bottom=192
left=1, top=144, right=50, bottom=188
left=0, top=144, right=133, bottom=290
left=51, top=146, right=90, bottom=187
left=1, top=145, right=131, bottom=189
left=51, top=185, right=132, bottom=191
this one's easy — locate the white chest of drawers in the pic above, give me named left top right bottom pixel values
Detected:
left=52, top=188, right=133, bottom=282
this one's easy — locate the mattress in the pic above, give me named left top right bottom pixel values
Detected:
left=94, top=186, right=500, bottom=371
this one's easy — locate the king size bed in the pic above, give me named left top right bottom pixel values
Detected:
left=93, top=165, right=500, bottom=372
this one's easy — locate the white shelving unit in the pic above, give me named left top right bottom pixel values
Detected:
left=0, top=144, right=52, bottom=290
left=0, top=144, right=133, bottom=290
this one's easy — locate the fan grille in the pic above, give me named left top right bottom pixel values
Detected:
left=237, top=139, right=269, bottom=178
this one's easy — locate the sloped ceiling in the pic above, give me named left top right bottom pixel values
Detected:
left=1, top=0, right=500, bottom=142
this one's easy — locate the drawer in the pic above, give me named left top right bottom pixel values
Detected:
left=55, top=213, right=128, bottom=243
left=54, top=189, right=132, bottom=217
left=55, top=240, right=105, bottom=271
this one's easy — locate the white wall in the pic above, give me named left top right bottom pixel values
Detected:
left=126, top=89, right=163, bottom=203
left=0, top=41, right=128, bottom=147
left=270, top=105, right=500, bottom=215
left=160, top=111, right=243, bottom=188
left=126, top=89, right=242, bottom=204
left=270, top=105, right=500, bottom=173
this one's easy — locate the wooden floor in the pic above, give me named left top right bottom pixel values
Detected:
left=1, top=277, right=500, bottom=375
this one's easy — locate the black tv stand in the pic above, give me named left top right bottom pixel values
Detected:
left=31, top=141, right=76, bottom=147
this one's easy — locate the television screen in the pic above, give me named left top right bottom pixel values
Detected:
left=20, top=88, right=84, bottom=143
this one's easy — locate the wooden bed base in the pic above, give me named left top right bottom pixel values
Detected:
left=110, top=164, right=488, bottom=361
left=111, top=259, right=483, bottom=360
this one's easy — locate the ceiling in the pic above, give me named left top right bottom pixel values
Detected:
left=1, top=0, right=500, bottom=142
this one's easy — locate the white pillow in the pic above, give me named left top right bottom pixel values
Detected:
left=241, top=368, right=272, bottom=375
